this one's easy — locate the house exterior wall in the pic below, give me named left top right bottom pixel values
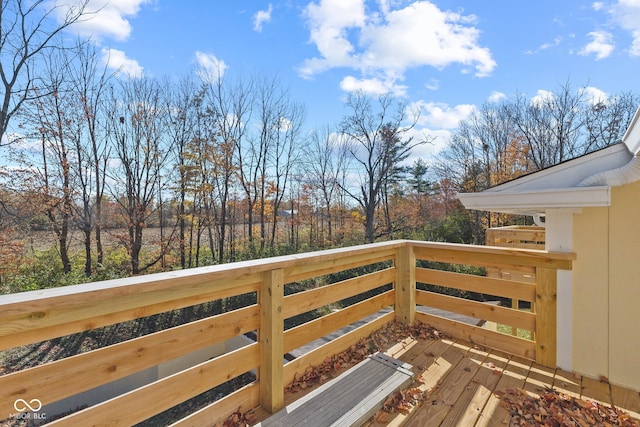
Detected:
left=572, top=206, right=609, bottom=380
left=571, top=180, right=640, bottom=391
left=608, top=180, right=640, bottom=389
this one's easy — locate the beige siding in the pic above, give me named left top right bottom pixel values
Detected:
left=609, top=181, right=640, bottom=389
left=571, top=180, right=640, bottom=391
left=572, top=206, right=609, bottom=379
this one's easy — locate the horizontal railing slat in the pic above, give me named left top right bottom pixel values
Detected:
left=169, top=382, right=260, bottom=427
left=0, top=305, right=259, bottom=416
left=416, top=290, right=535, bottom=331
left=282, top=311, right=395, bottom=388
left=48, top=343, right=260, bottom=426
left=283, top=291, right=395, bottom=353
left=284, top=252, right=396, bottom=284
left=283, top=268, right=395, bottom=319
left=416, top=267, right=536, bottom=302
left=0, top=278, right=260, bottom=351
left=415, top=311, right=536, bottom=360
left=413, top=242, right=574, bottom=270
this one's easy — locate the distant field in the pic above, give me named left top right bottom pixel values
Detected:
left=15, top=227, right=168, bottom=253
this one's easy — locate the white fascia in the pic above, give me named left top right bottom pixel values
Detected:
left=456, top=186, right=611, bottom=216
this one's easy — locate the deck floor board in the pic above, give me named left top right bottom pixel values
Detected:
left=251, top=335, right=640, bottom=427
left=257, top=353, right=413, bottom=427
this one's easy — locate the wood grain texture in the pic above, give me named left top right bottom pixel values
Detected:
left=260, top=269, right=285, bottom=413
left=48, top=343, right=260, bottom=426
left=535, top=267, right=557, bottom=367
left=283, top=268, right=394, bottom=319
left=0, top=305, right=259, bottom=416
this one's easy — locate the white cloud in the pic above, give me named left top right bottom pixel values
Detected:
left=608, top=0, right=640, bottom=55
left=403, top=127, right=452, bottom=162
left=487, top=91, right=506, bottom=103
left=579, top=31, right=615, bottom=60
left=340, top=75, right=407, bottom=96
left=531, top=89, right=555, bottom=107
left=538, top=36, right=563, bottom=51
left=592, top=2, right=605, bottom=11
left=300, top=0, right=495, bottom=93
left=410, top=101, right=476, bottom=129
left=62, top=0, right=152, bottom=42
left=360, top=2, right=495, bottom=76
left=425, top=79, right=439, bottom=91
left=300, top=0, right=366, bottom=77
left=4, top=132, right=30, bottom=150
left=584, top=86, right=609, bottom=105
left=101, top=48, right=144, bottom=78
left=195, top=51, right=228, bottom=82
left=631, top=30, right=640, bottom=55
left=254, top=3, right=273, bottom=32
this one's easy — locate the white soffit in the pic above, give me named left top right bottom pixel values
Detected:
left=457, top=186, right=611, bottom=215
left=457, top=103, right=640, bottom=215
left=456, top=144, right=631, bottom=215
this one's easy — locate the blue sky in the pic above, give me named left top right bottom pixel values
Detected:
left=62, top=0, right=640, bottom=160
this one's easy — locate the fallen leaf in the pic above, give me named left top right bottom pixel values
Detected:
left=498, top=388, right=640, bottom=427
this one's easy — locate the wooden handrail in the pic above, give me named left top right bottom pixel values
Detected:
left=486, top=225, right=546, bottom=250
left=0, top=240, right=574, bottom=425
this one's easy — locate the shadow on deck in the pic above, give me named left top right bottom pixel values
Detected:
left=252, top=334, right=640, bottom=427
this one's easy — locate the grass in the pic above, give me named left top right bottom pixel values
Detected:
left=497, top=303, right=533, bottom=340
left=497, top=324, right=533, bottom=340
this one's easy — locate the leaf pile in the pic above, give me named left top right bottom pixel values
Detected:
left=498, top=388, right=640, bottom=427
left=222, top=410, right=256, bottom=427
left=372, top=387, right=430, bottom=423
left=285, top=320, right=442, bottom=393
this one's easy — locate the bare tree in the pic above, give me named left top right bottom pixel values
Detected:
left=17, top=47, right=80, bottom=273
left=66, top=41, right=113, bottom=275
left=266, top=100, right=305, bottom=249
left=583, top=91, right=640, bottom=152
left=507, top=81, right=587, bottom=170
left=204, top=72, right=252, bottom=263
left=305, top=125, right=348, bottom=246
left=0, top=0, right=91, bottom=146
left=340, top=91, right=429, bottom=243
left=107, top=77, right=171, bottom=274
left=164, top=75, right=205, bottom=268
left=436, top=102, right=529, bottom=241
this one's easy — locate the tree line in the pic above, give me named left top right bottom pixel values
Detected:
left=436, top=83, right=638, bottom=243
left=0, top=2, right=637, bottom=291
left=0, top=39, right=440, bottom=284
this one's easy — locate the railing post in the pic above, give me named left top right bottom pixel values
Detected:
left=395, top=244, right=416, bottom=324
left=260, top=268, right=284, bottom=413
left=535, top=267, right=557, bottom=367
left=486, top=228, right=495, bottom=246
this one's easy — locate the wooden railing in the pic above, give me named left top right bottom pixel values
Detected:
left=486, top=225, right=546, bottom=250
left=0, top=240, right=573, bottom=426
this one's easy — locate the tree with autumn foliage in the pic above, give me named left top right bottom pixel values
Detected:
left=339, top=91, right=431, bottom=243
left=202, top=72, right=246, bottom=263
left=304, top=125, right=349, bottom=247
left=16, top=48, right=81, bottom=273
left=439, top=86, right=639, bottom=244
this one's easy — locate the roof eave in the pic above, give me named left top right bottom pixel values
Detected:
left=457, top=186, right=611, bottom=215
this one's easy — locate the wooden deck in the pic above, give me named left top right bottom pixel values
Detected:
left=253, top=335, right=640, bottom=426
left=258, top=353, right=413, bottom=426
